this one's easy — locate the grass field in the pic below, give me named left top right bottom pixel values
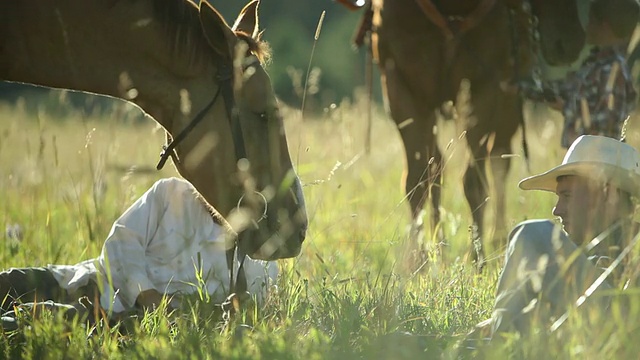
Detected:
left=1, top=93, right=640, bottom=359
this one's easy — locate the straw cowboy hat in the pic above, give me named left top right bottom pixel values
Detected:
left=519, top=135, right=640, bottom=196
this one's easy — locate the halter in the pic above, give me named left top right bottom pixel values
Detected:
left=155, top=56, right=259, bottom=309
left=156, top=60, right=248, bottom=170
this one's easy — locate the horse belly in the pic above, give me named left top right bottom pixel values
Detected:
left=374, top=0, right=445, bottom=107
left=446, top=5, right=514, bottom=98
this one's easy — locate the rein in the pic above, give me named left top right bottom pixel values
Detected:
left=155, top=86, right=221, bottom=170
left=156, top=62, right=248, bottom=170
left=508, top=0, right=542, bottom=80
left=155, top=59, right=251, bottom=314
left=506, top=0, right=536, bottom=167
left=218, top=60, right=250, bottom=316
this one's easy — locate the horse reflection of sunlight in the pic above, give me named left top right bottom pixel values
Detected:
left=184, top=134, right=219, bottom=170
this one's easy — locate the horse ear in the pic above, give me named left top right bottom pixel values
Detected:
left=199, top=0, right=233, bottom=60
left=232, top=0, right=260, bottom=39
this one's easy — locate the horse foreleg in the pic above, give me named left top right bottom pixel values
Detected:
left=381, top=60, right=443, bottom=269
left=397, top=123, right=443, bottom=273
left=463, top=159, right=487, bottom=269
left=486, top=143, right=513, bottom=256
left=399, top=126, right=443, bottom=242
left=464, top=137, right=514, bottom=271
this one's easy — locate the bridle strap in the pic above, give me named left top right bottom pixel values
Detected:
left=156, top=61, right=250, bottom=170
left=218, top=62, right=248, bottom=161
left=225, top=243, right=248, bottom=295
left=154, top=58, right=251, bottom=308
left=215, top=61, right=249, bottom=300
left=156, top=85, right=223, bottom=171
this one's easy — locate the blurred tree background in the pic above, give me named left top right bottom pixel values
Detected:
left=0, top=0, right=383, bottom=116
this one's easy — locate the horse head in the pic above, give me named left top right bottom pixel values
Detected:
left=172, top=1, right=308, bottom=260
left=0, top=0, right=308, bottom=261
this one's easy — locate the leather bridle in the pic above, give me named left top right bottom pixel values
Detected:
left=155, top=56, right=258, bottom=309
left=155, top=60, right=249, bottom=170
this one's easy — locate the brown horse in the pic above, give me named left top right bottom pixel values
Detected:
left=365, top=0, right=525, bottom=267
left=0, top=0, right=308, bottom=261
left=338, top=0, right=589, bottom=269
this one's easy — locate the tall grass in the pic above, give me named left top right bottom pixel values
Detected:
left=1, top=95, right=639, bottom=359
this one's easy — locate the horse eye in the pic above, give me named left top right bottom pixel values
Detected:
left=257, top=112, right=268, bottom=120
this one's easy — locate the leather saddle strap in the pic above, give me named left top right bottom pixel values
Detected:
left=415, top=0, right=497, bottom=39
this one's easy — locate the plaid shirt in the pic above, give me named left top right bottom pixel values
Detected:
left=519, top=46, right=637, bottom=148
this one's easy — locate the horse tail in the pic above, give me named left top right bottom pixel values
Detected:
left=506, top=1, right=531, bottom=171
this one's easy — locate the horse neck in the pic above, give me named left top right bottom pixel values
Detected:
left=0, top=0, right=212, bottom=130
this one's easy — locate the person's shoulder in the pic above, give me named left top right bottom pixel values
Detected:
left=145, top=177, right=205, bottom=212
left=509, top=219, right=566, bottom=239
left=507, top=219, right=569, bottom=253
left=149, top=177, right=196, bottom=198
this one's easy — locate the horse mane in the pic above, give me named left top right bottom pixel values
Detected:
left=193, top=189, right=228, bottom=228
left=151, top=0, right=271, bottom=65
left=235, top=31, right=272, bottom=64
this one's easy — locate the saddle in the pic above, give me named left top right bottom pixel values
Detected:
left=337, top=0, right=537, bottom=79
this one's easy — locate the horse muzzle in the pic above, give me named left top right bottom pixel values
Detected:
left=237, top=211, right=307, bottom=260
left=236, top=179, right=308, bottom=260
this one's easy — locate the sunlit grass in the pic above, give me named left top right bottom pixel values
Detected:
left=1, top=94, right=640, bottom=358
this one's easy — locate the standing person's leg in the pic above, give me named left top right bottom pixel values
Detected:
left=0, top=267, right=66, bottom=313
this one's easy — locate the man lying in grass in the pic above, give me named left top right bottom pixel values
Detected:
left=471, top=135, right=640, bottom=341
left=0, top=177, right=276, bottom=325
